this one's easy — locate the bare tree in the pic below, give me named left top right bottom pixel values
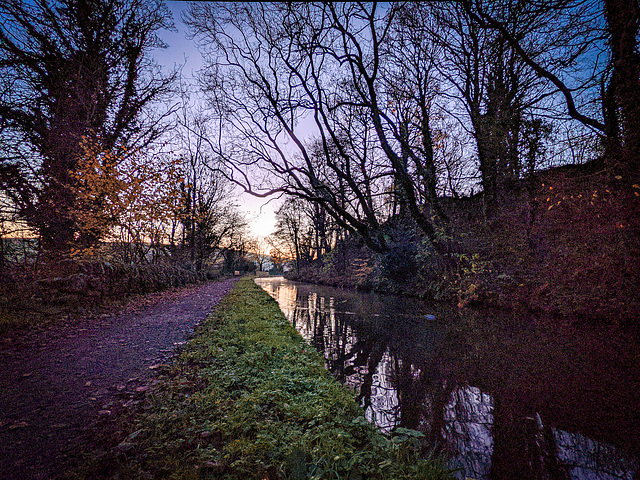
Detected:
left=218, top=210, right=253, bottom=272
left=463, top=0, right=639, bottom=176
left=249, top=239, right=271, bottom=272
left=0, top=0, right=176, bottom=255
left=382, top=3, right=447, bottom=220
left=173, top=91, right=236, bottom=270
left=424, top=1, right=562, bottom=216
left=273, top=198, right=309, bottom=275
left=185, top=2, right=460, bottom=255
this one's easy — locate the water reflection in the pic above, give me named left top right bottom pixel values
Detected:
left=444, top=386, right=494, bottom=480
left=255, top=277, right=640, bottom=480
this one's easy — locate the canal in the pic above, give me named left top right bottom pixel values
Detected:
left=255, top=276, right=640, bottom=480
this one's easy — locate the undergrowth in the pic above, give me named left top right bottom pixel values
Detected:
left=0, top=308, right=31, bottom=334
left=71, top=277, right=452, bottom=479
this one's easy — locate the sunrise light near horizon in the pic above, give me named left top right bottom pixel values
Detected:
left=250, top=212, right=276, bottom=238
left=246, top=201, right=277, bottom=239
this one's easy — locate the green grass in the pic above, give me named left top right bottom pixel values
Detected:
left=71, top=276, right=452, bottom=479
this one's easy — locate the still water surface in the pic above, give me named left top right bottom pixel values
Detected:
left=255, top=276, right=640, bottom=480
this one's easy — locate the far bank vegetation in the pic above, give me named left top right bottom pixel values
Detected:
left=183, top=2, right=639, bottom=323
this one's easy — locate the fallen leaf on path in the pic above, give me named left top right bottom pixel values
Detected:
left=149, top=364, right=169, bottom=370
left=9, top=421, right=29, bottom=429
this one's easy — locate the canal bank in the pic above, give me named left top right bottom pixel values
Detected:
left=69, top=277, right=452, bottom=480
left=255, top=276, right=640, bottom=480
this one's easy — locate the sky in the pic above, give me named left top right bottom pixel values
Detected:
left=155, top=1, right=278, bottom=240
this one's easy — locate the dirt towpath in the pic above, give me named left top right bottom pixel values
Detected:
left=0, top=277, right=239, bottom=480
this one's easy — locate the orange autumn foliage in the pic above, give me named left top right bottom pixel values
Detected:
left=71, top=137, right=184, bottom=254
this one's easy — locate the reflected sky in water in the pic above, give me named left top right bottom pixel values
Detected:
left=255, top=277, right=640, bottom=480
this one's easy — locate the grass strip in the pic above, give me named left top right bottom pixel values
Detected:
left=74, top=276, right=452, bottom=479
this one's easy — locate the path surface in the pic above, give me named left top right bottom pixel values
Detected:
left=0, top=277, right=238, bottom=480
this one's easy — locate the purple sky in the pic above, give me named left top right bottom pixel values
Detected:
left=154, top=2, right=277, bottom=239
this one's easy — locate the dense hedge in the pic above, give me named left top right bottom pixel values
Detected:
left=1, top=261, right=220, bottom=315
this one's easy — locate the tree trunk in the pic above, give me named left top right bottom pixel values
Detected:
left=602, top=70, right=622, bottom=160
left=473, top=117, right=500, bottom=218
left=605, top=0, right=640, bottom=177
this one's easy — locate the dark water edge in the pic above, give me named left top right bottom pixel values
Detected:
left=255, top=276, right=640, bottom=480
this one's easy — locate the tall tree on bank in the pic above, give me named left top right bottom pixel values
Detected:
left=604, top=0, right=640, bottom=173
left=173, top=95, right=236, bottom=271
left=464, top=0, right=640, bottom=178
left=383, top=3, right=447, bottom=221
left=432, top=2, right=573, bottom=217
left=274, top=198, right=309, bottom=275
left=0, top=0, right=176, bottom=255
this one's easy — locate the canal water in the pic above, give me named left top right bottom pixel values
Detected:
left=255, top=276, right=640, bottom=480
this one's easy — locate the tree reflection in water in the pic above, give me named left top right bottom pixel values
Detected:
left=255, top=277, right=639, bottom=480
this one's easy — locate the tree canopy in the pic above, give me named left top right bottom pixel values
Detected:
left=185, top=1, right=636, bottom=262
left=0, top=0, right=176, bottom=253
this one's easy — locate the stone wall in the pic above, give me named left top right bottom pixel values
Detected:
left=3, top=261, right=220, bottom=313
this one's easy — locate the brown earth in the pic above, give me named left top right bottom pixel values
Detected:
left=0, top=277, right=239, bottom=480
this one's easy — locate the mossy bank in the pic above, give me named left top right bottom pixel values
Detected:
left=70, top=277, right=452, bottom=480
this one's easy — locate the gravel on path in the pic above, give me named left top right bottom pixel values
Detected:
left=0, top=277, right=239, bottom=480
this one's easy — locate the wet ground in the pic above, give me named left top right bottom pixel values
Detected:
left=0, top=277, right=238, bottom=480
